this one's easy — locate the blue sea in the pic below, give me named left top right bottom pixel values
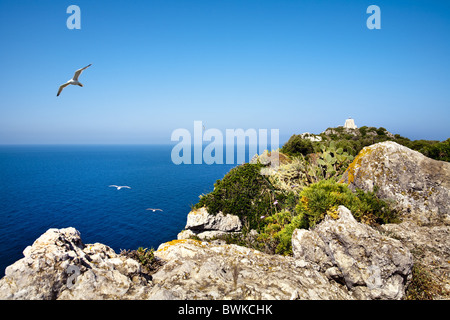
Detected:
left=0, top=145, right=239, bottom=277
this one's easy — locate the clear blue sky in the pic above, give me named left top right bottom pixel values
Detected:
left=0, top=0, right=449, bottom=144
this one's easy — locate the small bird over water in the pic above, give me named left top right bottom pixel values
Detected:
left=146, top=208, right=163, bottom=212
left=57, top=64, right=92, bottom=96
left=109, top=185, right=131, bottom=190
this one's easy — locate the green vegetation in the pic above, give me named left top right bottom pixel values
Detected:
left=191, top=125, right=408, bottom=255
left=281, top=126, right=450, bottom=162
left=405, top=138, right=450, bottom=162
left=120, top=247, right=162, bottom=273
left=194, top=163, right=281, bottom=230
left=268, top=141, right=354, bottom=192
left=195, top=175, right=397, bottom=256
left=296, top=180, right=398, bottom=228
left=405, top=262, right=448, bottom=300
left=310, top=142, right=354, bottom=181
left=280, top=135, right=314, bottom=157
left=257, top=179, right=398, bottom=255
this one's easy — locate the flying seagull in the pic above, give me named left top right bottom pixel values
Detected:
left=57, top=64, right=92, bottom=96
left=109, top=185, right=131, bottom=190
left=146, top=208, right=163, bottom=212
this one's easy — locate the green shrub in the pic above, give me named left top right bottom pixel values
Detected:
left=268, top=156, right=310, bottom=191
left=376, top=127, right=387, bottom=136
left=359, top=126, right=368, bottom=137
left=410, top=138, right=450, bottom=162
left=295, top=179, right=398, bottom=229
left=258, top=179, right=399, bottom=255
left=405, top=262, right=448, bottom=300
left=280, top=135, right=314, bottom=156
left=280, top=191, right=300, bottom=213
left=120, top=247, right=162, bottom=273
left=257, top=211, right=305, bottom=255
left=194, top=163, right=278, bottom=230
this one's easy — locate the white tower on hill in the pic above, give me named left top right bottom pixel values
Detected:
left=344, top=118, right=357, bottom=129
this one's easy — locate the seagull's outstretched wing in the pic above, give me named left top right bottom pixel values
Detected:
left=73, top=64, right=92, bottom=81
left=57, top=82, right=71, bottom=97
left=109, top=185, right=118, bottom=188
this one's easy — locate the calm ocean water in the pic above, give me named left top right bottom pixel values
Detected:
left=0, top=145, right=239, bottom=277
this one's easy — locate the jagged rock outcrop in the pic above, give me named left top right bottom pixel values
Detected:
left=291, top=206, right=413, bottom=300
left=149, top=239, right=354, bottom=300
left=0, top=227, right=355, bottom=300
left=380, top=221, right=450, bottom=297
left=340, top=141, right=450, bottom=298
left=0, top=206, right=415, bottom=300
left=341, top=141, right=450, bottom=225
left=0, top=228, right=152, bottom=300
left=177, top=207, right=242, bottom=240
left=300, top=132, right=322, bottom=142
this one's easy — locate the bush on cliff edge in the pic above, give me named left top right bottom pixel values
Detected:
left=194, top=163, right=281, bottom=230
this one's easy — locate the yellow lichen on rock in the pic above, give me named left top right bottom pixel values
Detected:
left=156, top=239, right=203, bottom=253
left=342, top=146, right=374, bottom=184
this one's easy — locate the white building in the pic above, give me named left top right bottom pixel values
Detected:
left=344, top=118, right=357, bottom=129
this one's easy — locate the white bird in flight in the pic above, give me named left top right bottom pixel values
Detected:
left=109, top=185, right=131, bottom=190
left=57, top=64, right=92, bottom=96
left=146, top=208, right=163, bottom=212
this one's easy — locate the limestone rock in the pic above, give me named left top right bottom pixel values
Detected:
left=178, top=207, right=242, bottom=240
left=341, top=141, right=450, bottom=225
left=0, top=228, right=151, bottom=300
left=0, top=227, right=357, bottom=300
left=150, top=239, right=354, bottom=300
left=381, top=221, right=450, bottom=298
left=291, top=206, right=413, bottom=300
left=300, top=132, right=322, bottom=142
left=184, top=207, right=242, bottom=231
left=177, top=229, right=240, bottom=240
left=0, top=220, right=418, bottom=300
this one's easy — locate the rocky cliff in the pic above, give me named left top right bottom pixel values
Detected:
left=0, top=141, right=448, bottom=300
left=341, top=141, right=450, bottom=298
left=0, top=206, right=414, bottom=300
left=341, top=141, right=450, bottom=225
